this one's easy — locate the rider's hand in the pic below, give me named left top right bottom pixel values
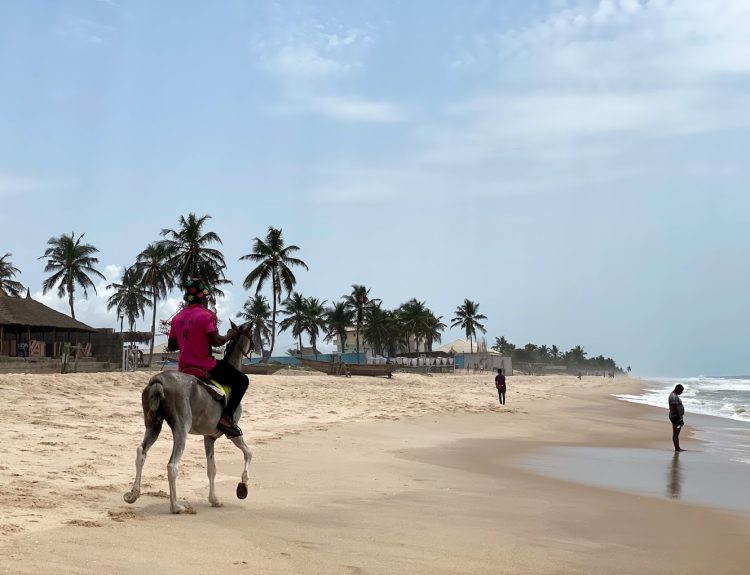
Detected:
left=226, top=329, right=238, bottom=341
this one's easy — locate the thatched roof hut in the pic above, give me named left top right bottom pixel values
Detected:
left=0, top=290, right=96, bottom=332
left=0, top=290, right=96, bottom=357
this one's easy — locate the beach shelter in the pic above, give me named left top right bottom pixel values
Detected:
left=0, top=290, right=97, bottom=358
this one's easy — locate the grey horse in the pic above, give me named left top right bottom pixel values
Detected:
left=124, top=322, right=253, bottom=514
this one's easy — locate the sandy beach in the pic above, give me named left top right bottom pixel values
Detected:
left=1, top=370, right=749, bottom=574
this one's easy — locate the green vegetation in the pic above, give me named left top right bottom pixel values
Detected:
left=38, top=232, right=105, bottom=319
left=491, top=337, right=622, bottom=373
left=14, top=213, right=629, bottom=372
left=0, top=253, right=24, bottom=297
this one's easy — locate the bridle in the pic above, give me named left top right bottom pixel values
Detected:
left=224, top=324, right=254, bottom=362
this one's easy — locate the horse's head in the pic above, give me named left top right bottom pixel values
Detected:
left=229, top=320, right=254, bottom=357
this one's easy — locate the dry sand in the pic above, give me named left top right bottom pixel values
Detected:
left=0, top=370, right=748, bottom=574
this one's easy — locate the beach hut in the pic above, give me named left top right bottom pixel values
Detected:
left=0, top=290, right=97, bottom=358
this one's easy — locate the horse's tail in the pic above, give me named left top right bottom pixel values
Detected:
left=144, top=378, right=165, bottom=425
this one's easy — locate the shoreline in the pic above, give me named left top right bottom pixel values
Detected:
left=2, top=373, right=749, bottom=574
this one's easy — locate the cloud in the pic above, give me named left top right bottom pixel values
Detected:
left=0, top=173, right=67, bottom=198
left=252, top=17, right=401, bottom=123
left=56, top=17, right=113, bottom=45
left=269, top=94, right=401, bottom=123
left=33, top=264, right=239, bottom=342
left=429, top=0, right=750, bottom=177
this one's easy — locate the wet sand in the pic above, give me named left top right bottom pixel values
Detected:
left=1, top=372, right=749, bottom=574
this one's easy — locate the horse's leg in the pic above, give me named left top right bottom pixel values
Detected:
left=167, top=423, right=191, bottom=514
left=204, top=436, right=222, bottom=508
left=124, top=420, right=162, bottom=504
left=230, top=435, right=253, bottom=499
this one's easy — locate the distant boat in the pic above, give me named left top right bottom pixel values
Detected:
left=300, top=358, right=399, bottom=378
left=240, top=363, right=286, bottom=375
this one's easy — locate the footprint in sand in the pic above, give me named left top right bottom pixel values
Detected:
left=65, top=519, right=102, bottom=528
left=107, top=509, right=144, bottom=522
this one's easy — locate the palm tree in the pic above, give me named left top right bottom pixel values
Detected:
left=236, top=294, right=272, bottom=358
left=550, top=345, right=561, bottom=361
left=134, top=243, right=174, bottom=365
left=278, top=292, right=307, bottom=354
left=567, top=345, right=587, bottom=366
left=39, top=232, right=106, bottom=319
left=344, top=285, right=379, bottom=363
left=240, top=227, right=308, bottom=360
left=450, top=299, right=487, bottom=353
left=398, top=298, right=431, bottom=353
left=106, top=266, right=151, bottom=334
left=423, top=312, right=446, bottom=354
left=0, top=253, right=24, bottom=297
left=160, top=213, right=229, bottom=295
left=362, top=303, right=393, bottom=357
left=303, top=297, right=327, bottom=358
left=324, top=301, right=355, bottom=355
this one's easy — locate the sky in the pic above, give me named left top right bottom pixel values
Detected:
left=1, top=0, right=749, bottom=377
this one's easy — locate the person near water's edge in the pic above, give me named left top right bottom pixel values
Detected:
left=167, top=278, right=249, bottom=438
left=668, top=384, right=685, bottom=452
left=495, top=368, right=506, bottom=405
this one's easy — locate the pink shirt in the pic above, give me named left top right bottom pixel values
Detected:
left=169, top=304, right=218, bottom=372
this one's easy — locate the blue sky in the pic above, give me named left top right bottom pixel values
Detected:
left=1, top=0, right=749, bottom=376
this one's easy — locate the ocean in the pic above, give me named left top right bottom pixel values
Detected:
left=615, top=375, right=750, bottom=423
left=615, top=375, right=750, bottom=466
left=516, top=376, right=750, bottom=515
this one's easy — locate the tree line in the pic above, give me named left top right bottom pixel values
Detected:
left=0, top=213, right=489, bottom=365
left=491, top=337, right=627, bottom=373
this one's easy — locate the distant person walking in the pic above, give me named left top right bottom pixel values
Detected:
left=669, top=384, right=685, bottom=452
left=495, top=368, right=506, bottom=405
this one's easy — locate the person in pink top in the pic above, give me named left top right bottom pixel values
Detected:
left=167, top=277, right=248, bottom=438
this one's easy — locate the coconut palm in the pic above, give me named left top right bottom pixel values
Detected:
left=399, top=298, right=432, bottom=354
left=134, top=243, right=174, bottom=365
left=240, top=227, right=308, bottom=360
left=550, top=345, right=561, bottom=361
left=423, top=312, right=446, bottom=354
left=39, top=232, right=106, bottom=319
left=106, top=266, right=152, bottom=334
left=450, top=299, right=487, bottom=353
left=324, top=301, right=355, bottom=355
left=0, top=253, right=24, bottom=297
left=278, top=292, right=307, bottom=354
left=344, top=285, right=379, bottom=363
left=236, top=294, right=272, bottom=358
left=566, top=345, right=587, bottom=366
left=160, top=213, right=229, bottom=295
left=362, top=303, right=393, bottom=357
left=303, top=297, right=327, bottom=358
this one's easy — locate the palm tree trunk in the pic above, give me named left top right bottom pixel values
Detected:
left=68, top=280, right=75, bottom=319
left=148, top=288, right=157, bottom=367
left=356, top=325, right=361, bottom=364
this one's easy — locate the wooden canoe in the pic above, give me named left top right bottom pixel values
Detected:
left=300, top=358, right=400, bottom=378
left=241, top=363, right=286, bottom=375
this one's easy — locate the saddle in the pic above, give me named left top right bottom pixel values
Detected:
left=180, top=367, right=230, bottom=405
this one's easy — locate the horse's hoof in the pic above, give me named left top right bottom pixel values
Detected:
left=123, top=491, right=138, bottom=504
left=236, top=482, right=248, bottom=500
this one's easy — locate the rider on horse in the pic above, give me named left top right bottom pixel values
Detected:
left=166, top=277, right=249, bottom=438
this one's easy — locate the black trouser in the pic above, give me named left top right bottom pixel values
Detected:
left=209, top=360, right=249, bottom=417
left=497, top=389, right=505, bottom=405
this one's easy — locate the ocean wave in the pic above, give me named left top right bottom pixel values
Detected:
left=614, top=377, right=750, bottom=423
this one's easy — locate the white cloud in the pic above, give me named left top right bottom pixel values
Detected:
left=269, top=94, right=402, bottom=123
left=432, top=0, right=750, bottom=174
left=252, top=18, right=400, bottom=123
left=33, top=264, right=240, bottom=340
left=56, top=17, right=113, bottom=45
left=0, top=173, right=66, bottom=198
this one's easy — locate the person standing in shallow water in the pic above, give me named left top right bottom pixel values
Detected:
left=668, top=384, right=685, bottom=452
left=495, top=368, right=506, bottom=405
